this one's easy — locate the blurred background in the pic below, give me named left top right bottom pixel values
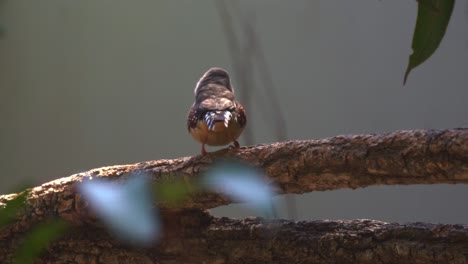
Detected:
left=0, top=0, right=467, bottom=223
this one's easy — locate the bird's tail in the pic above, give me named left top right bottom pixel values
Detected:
left=204, top=111, right=232, bottom=131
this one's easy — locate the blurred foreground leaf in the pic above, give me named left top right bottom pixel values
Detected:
left=154, top=178, right=192, bottom=206
left=403, top=0, right=454, bottom=84
left=203, top=160, right=276, bottom=218
left=0, top=190, right=30, bottom=230
left=79, top=175, right=161, bottom=246
left=14, top=219, right=68, bottom=264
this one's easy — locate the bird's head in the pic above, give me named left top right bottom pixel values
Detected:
left=194, top=67, right=234, bottom=97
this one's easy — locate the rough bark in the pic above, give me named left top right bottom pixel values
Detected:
left=1, top=129, right=467, bottom=263
left=1, top=209, right=468, bottom=264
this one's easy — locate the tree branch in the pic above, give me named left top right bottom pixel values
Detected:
left=1, top=128, right=467, bottom=263
left=1, top=209, right=467, bottom=263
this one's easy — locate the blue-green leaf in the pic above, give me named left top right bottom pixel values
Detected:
left=202, top=160, right=276, bottom=218
left=79, top=175, right=161, bottom=245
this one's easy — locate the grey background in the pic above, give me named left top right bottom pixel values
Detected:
left=1, top=1, right=467, bottom=223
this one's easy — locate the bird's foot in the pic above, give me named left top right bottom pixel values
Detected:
left=228, top=140, right=240, bottom=149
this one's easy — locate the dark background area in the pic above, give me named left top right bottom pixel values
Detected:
left=0, top=1, right=467, bottom=223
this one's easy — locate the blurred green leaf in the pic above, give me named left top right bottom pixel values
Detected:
left=0, top=190, right=30, bottom=230
left=14, top=219, right=68, bottom=264
left=403, top=0, right=454, bottom=85
left=154, top=178, right=193, bottom=206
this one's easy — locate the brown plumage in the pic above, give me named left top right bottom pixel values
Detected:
left=187, top=68, right=247, bottom=155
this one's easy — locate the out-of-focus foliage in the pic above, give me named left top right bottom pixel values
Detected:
left=77, top=161, right=277, bottom=247
left=1, top=188, right=67, bottom=264
left=154, top=177, right=193, bottom=206
left=13, top=219, right=68, bottom=264
left=79, top=175, right=161, bottom=246
left=2, top=160, right=277, bottom=263
left=404, top=0, right=455, bottom=84
left=0, top=190, right=29, bottom=230
left=202, top=160, right=276, bottom=218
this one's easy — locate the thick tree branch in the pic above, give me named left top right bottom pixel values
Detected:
left=1, top=209, right=467, bottom=263
left=0, top=129, right=467, bottom=263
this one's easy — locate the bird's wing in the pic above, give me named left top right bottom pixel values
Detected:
left=235, top=101, right=247, bottom=128
left=187, top=103, right=199, bottom=131
left=199, top=97, right=234, bottom=111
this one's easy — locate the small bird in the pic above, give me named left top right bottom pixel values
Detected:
left=187, top=68, right=247, bottom=155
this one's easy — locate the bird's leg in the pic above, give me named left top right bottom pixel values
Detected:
left=201, top=144, right=208, bottom=155
left=226, top=130, right=240, bottom=149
